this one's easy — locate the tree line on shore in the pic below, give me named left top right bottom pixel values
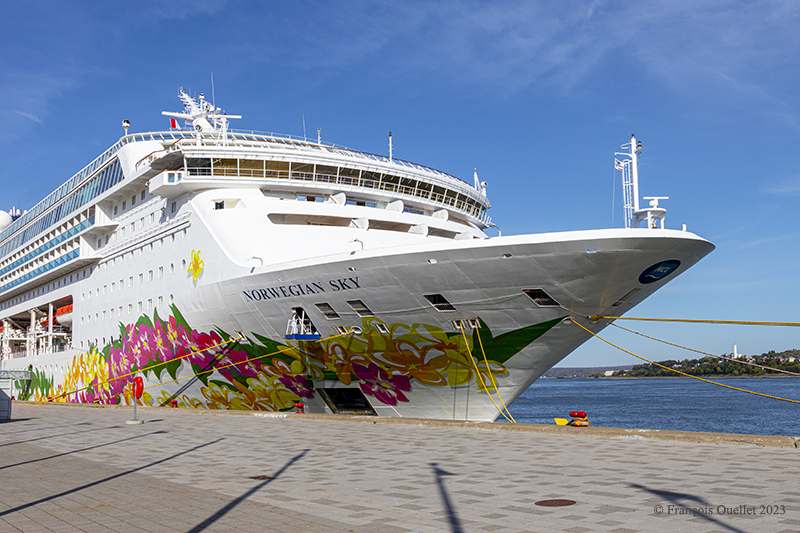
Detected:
left=595, top=349, right=800, bottom=378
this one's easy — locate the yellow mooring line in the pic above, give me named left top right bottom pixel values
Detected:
left=140, top=330, right=352, bottom=394
left=609, top=322, right=800, bottom=378
left=590, top=316, right=800, bottom=327
left=50, top=330, right=354, bottom=402
left=459, top=323, right=516, bottom=423
left=569, top=318, right=800, bottom=405
left=49, top=335, right=246, bottom=401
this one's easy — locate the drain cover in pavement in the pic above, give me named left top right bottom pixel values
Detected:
left=249, top=475, right=273, bottom=480
left=535, top=499, right=576, bottom=507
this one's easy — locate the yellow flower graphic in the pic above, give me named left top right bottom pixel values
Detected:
left=188, top=249, right=204, bottom=284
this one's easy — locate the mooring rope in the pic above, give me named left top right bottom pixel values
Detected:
left=459, top=323, right=515, bottom=423
left=48, top=335, right=246, bottom=401
left=590, top=316, right=800, bottom=327
left=473, top=324, right=517, bottom=423
left=139, top=332, right=348, bottom=394
left=609, top=322, right=800, bottom=378
left=569, top=318, right=800, bottom=405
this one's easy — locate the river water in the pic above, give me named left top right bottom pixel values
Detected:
left=505, top=377, right=800, bottom=436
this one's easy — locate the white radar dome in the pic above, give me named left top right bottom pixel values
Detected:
left=0, top=210, right=12, bottom=231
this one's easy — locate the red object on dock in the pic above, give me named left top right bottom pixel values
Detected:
left=569, top=411, right=586, bottom=418
left=294, top=402, right=305, bottom=413
left=170, top=400, right=178, bottom=408
left=133, top=377, right=144, bottom=399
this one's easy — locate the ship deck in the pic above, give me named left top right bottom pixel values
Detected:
left=2, top=403, right=797, bottom=532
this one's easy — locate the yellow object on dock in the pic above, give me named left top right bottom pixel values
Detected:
left=554, top=418, right=569, bottom=425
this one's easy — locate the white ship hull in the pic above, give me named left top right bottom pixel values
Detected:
left=1, top=222, right=712, bottom=421
left=0, top=90, right=714, bottom=421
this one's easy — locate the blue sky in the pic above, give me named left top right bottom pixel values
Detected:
left=1, top=1, right=798, bottom=367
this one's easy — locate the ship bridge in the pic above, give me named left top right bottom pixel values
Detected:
left=131, top=130, right=492, bottom=229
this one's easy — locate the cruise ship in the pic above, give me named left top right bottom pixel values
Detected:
left=0, top=89, right=714, bottom=421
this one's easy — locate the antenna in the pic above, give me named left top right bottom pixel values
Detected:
left=389, top=131, right=393, bottom=161
left=122, top=119, right=130, bottom=136
left=614, top=134, right=640, bottom=228
left=302, top=114, right=307, bottom=140
left=211, top=72, right=216, bottom=110
left=317, top=127, right=321, bottom=144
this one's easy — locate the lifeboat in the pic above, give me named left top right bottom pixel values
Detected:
left=56, top=304, right=73, bottom=327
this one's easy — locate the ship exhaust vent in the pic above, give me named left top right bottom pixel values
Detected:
left=318, top=388, right=377, bottom=415
left=315, top=302, right=341, bottom=319
left=612, top=288, right=640, bottom=307
left=346, top=299, right=374, bottom=317
left=522, top=289, right=560, bottom=307
left=424, top=294, right=457, bottom=312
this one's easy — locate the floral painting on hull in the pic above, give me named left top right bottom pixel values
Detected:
left=23, top=305, right=562, bottom=411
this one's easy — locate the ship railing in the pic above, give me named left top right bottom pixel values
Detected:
left=3, top=344, right=71, bottom=360
left=133, top=130, right=472, bottom=188
left=184, top=167, right=492, bottom=224
left=0, top=249, right=80, bottom=296
left=2, top=126, right=482, bottom=247
left=7, top=350, right=30, bottom=360
left=0, top=216, right=94, bottom=279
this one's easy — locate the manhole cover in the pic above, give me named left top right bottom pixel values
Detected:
left=535, top=499, right=576, bottom=507
left=249, top=475, right=273, bottom=481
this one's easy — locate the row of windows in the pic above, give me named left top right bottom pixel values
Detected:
left=0, top=269, right=90, bottom=311
left=0, top=160, right=123, bottom=260
left=99, top=210, right=163, bottom=248
left=0, top=224, right=188, bottom=311
left=185, top=158, right=489, bottom=222
left=0, top=249, right=80, bottom=295
left=81, top=262, right=183, bottom=302
left=112, top=190, right=147, bottom=216
left=80, top=294, right=174, bottom=327
left=0, top=215, right=94, bottom=278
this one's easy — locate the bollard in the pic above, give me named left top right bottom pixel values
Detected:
left=294, top=402, right=305, bottom=413
left=170, top=400, right=178, bottom=408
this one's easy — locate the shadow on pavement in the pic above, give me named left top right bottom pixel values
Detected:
left=0, top=438, right=224, bottom=517
left=0, top=430, right=168, bottom=471
left=187, top=449, right=310, bottom=533
left=0, top=421, right=89, bottom=435
left=0, top=424, right=121, bottom=448
left=630, top=483, right=752, bottom=533
left=430, top=462, right=464, bottom=533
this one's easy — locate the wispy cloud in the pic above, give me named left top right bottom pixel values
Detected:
left=210, top=0, right=800, bottom=116
left=762, top=178, right=800, bottom=196
left=13, top=110, right=42, bottom=124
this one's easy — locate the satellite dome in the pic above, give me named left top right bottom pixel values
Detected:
left=0, top=210, right=12, bottom=231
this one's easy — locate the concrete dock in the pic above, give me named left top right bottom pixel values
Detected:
left=1, top=403, right=798, bottom=532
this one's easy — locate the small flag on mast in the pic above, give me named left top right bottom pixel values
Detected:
left=170, top=118, right=180, bottom=129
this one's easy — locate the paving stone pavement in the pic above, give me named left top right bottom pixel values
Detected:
left=1, top=404, right=799, bottom=532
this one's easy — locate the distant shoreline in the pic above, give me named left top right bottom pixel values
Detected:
left=549, top=374, right=800, bottom=380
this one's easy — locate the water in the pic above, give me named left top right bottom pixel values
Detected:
left=506, top=377, right=800, bottom=436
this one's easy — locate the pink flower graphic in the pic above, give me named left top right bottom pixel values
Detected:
left=278, top=374, right=314, bottom=398
left=353, top=362, right=411, bottom=406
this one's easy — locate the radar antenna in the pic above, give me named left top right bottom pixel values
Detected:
left=162, top=88, right=241, bottom=145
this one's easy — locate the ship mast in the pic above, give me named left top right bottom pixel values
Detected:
left=614, top=134, right=668, bottom=229
left=615, top=134, right=641, bottom=228
left=161, top=89, right=242, bottom=145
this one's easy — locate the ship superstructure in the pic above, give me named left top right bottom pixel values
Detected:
left=0, top=89, right=714, bottom=421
